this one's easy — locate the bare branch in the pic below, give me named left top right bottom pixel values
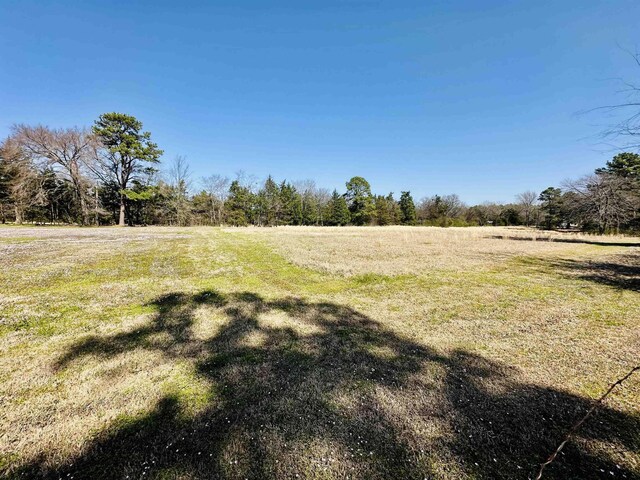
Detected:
left=535, top=365, right=640, bottom=480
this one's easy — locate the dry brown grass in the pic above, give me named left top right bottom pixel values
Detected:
left=233, top=225, right=640, bottom=275
left=0, top=225, right=638, bottom=479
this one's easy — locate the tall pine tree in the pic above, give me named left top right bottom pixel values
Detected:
left=399, top=191, right=416, bottom=225
left=328, top=190, right=350, bottom=225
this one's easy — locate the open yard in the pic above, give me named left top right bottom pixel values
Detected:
left=0, top=225, right=638, bottom=479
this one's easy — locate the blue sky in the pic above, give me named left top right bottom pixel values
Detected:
left=1, top=0, right=639, bottom=204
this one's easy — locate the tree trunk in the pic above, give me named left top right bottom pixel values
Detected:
left=79, top=194, right=89, bottom=226
left=14, top=205, right=23, bottom=225
left=118, top=193, right=126, bottom=226
left=95, top=186, right=99, bottom=226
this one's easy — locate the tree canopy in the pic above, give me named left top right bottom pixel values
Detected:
left=92, top=112, right=163, bottom=226
left=345, top=176, right=374, bottom=226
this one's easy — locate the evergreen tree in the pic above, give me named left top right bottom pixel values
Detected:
left=92, top=113, right=163, bottom=226
left=374, top=194, right=392, bottom=225
left=301, top=190, right=319, bottom=225
left=399, top=191, right=416, bottom=225
left=538, top=187, right=563, bottom=229
left=124, top=178, right=166, bottom=226
left=345, top=176, right=374, bottom=225
left=291, top=194, right=303, bottom=225
left=191, top=191, right=213, bottom=225
left=225, top=180, right=252, bottom=226
left=328, top=189, right=350, bottom=225
left=262, top=175, right=280, bottom=226
left=597, top=152, right=640, bottom=180
left=279, top=181, right=303, bottom=225
left=499, top=207, right=522, bottom=226
left=387, top=193, right=400, bottom=225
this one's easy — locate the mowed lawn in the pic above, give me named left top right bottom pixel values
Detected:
left=0, top=226, right=638, bottom=480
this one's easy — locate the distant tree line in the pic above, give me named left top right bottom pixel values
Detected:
left=1, top=113, right=639, bottom=232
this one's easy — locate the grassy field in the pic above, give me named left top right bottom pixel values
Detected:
left=0, top=225, right=638, bottom=479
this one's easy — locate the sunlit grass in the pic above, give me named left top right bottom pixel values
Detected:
left=0, top=225, right=638, bottom=479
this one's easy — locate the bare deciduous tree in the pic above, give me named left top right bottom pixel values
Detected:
left=201, top=174, right=230, bottom=225
left=167, top=156, right=192, bottom=226
left=563, top=173, right=637, bottom=233
left=592, top=49, right=640, bottom=152
left=313, top=187, right=331, bottom=225
left=440, top=194, right=465, bottom=218
left=0, top=136, right=46, bottom=224
left=291, top=179, right=316, bottom=194
left=234, top=170, right=259, bottom=192
left=516, top=190, right=538, bottom=226
left=11, top=125, right=95, bottom=225
left=418, top=194, right=466, bottom=224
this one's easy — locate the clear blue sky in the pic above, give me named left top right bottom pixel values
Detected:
left=1, top=0, right=638, bottom=204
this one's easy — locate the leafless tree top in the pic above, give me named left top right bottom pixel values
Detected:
left=591, top=49, right=640, bottom=152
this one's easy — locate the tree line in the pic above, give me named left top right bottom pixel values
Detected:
left=1, top=113, right=639, bottom=232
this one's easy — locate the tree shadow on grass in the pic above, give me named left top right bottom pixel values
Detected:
left=489, top=235, right=640, bottom=248
left=519, top=253, right=640, bottom=292
left=10, top=291, right=640, bottom=479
